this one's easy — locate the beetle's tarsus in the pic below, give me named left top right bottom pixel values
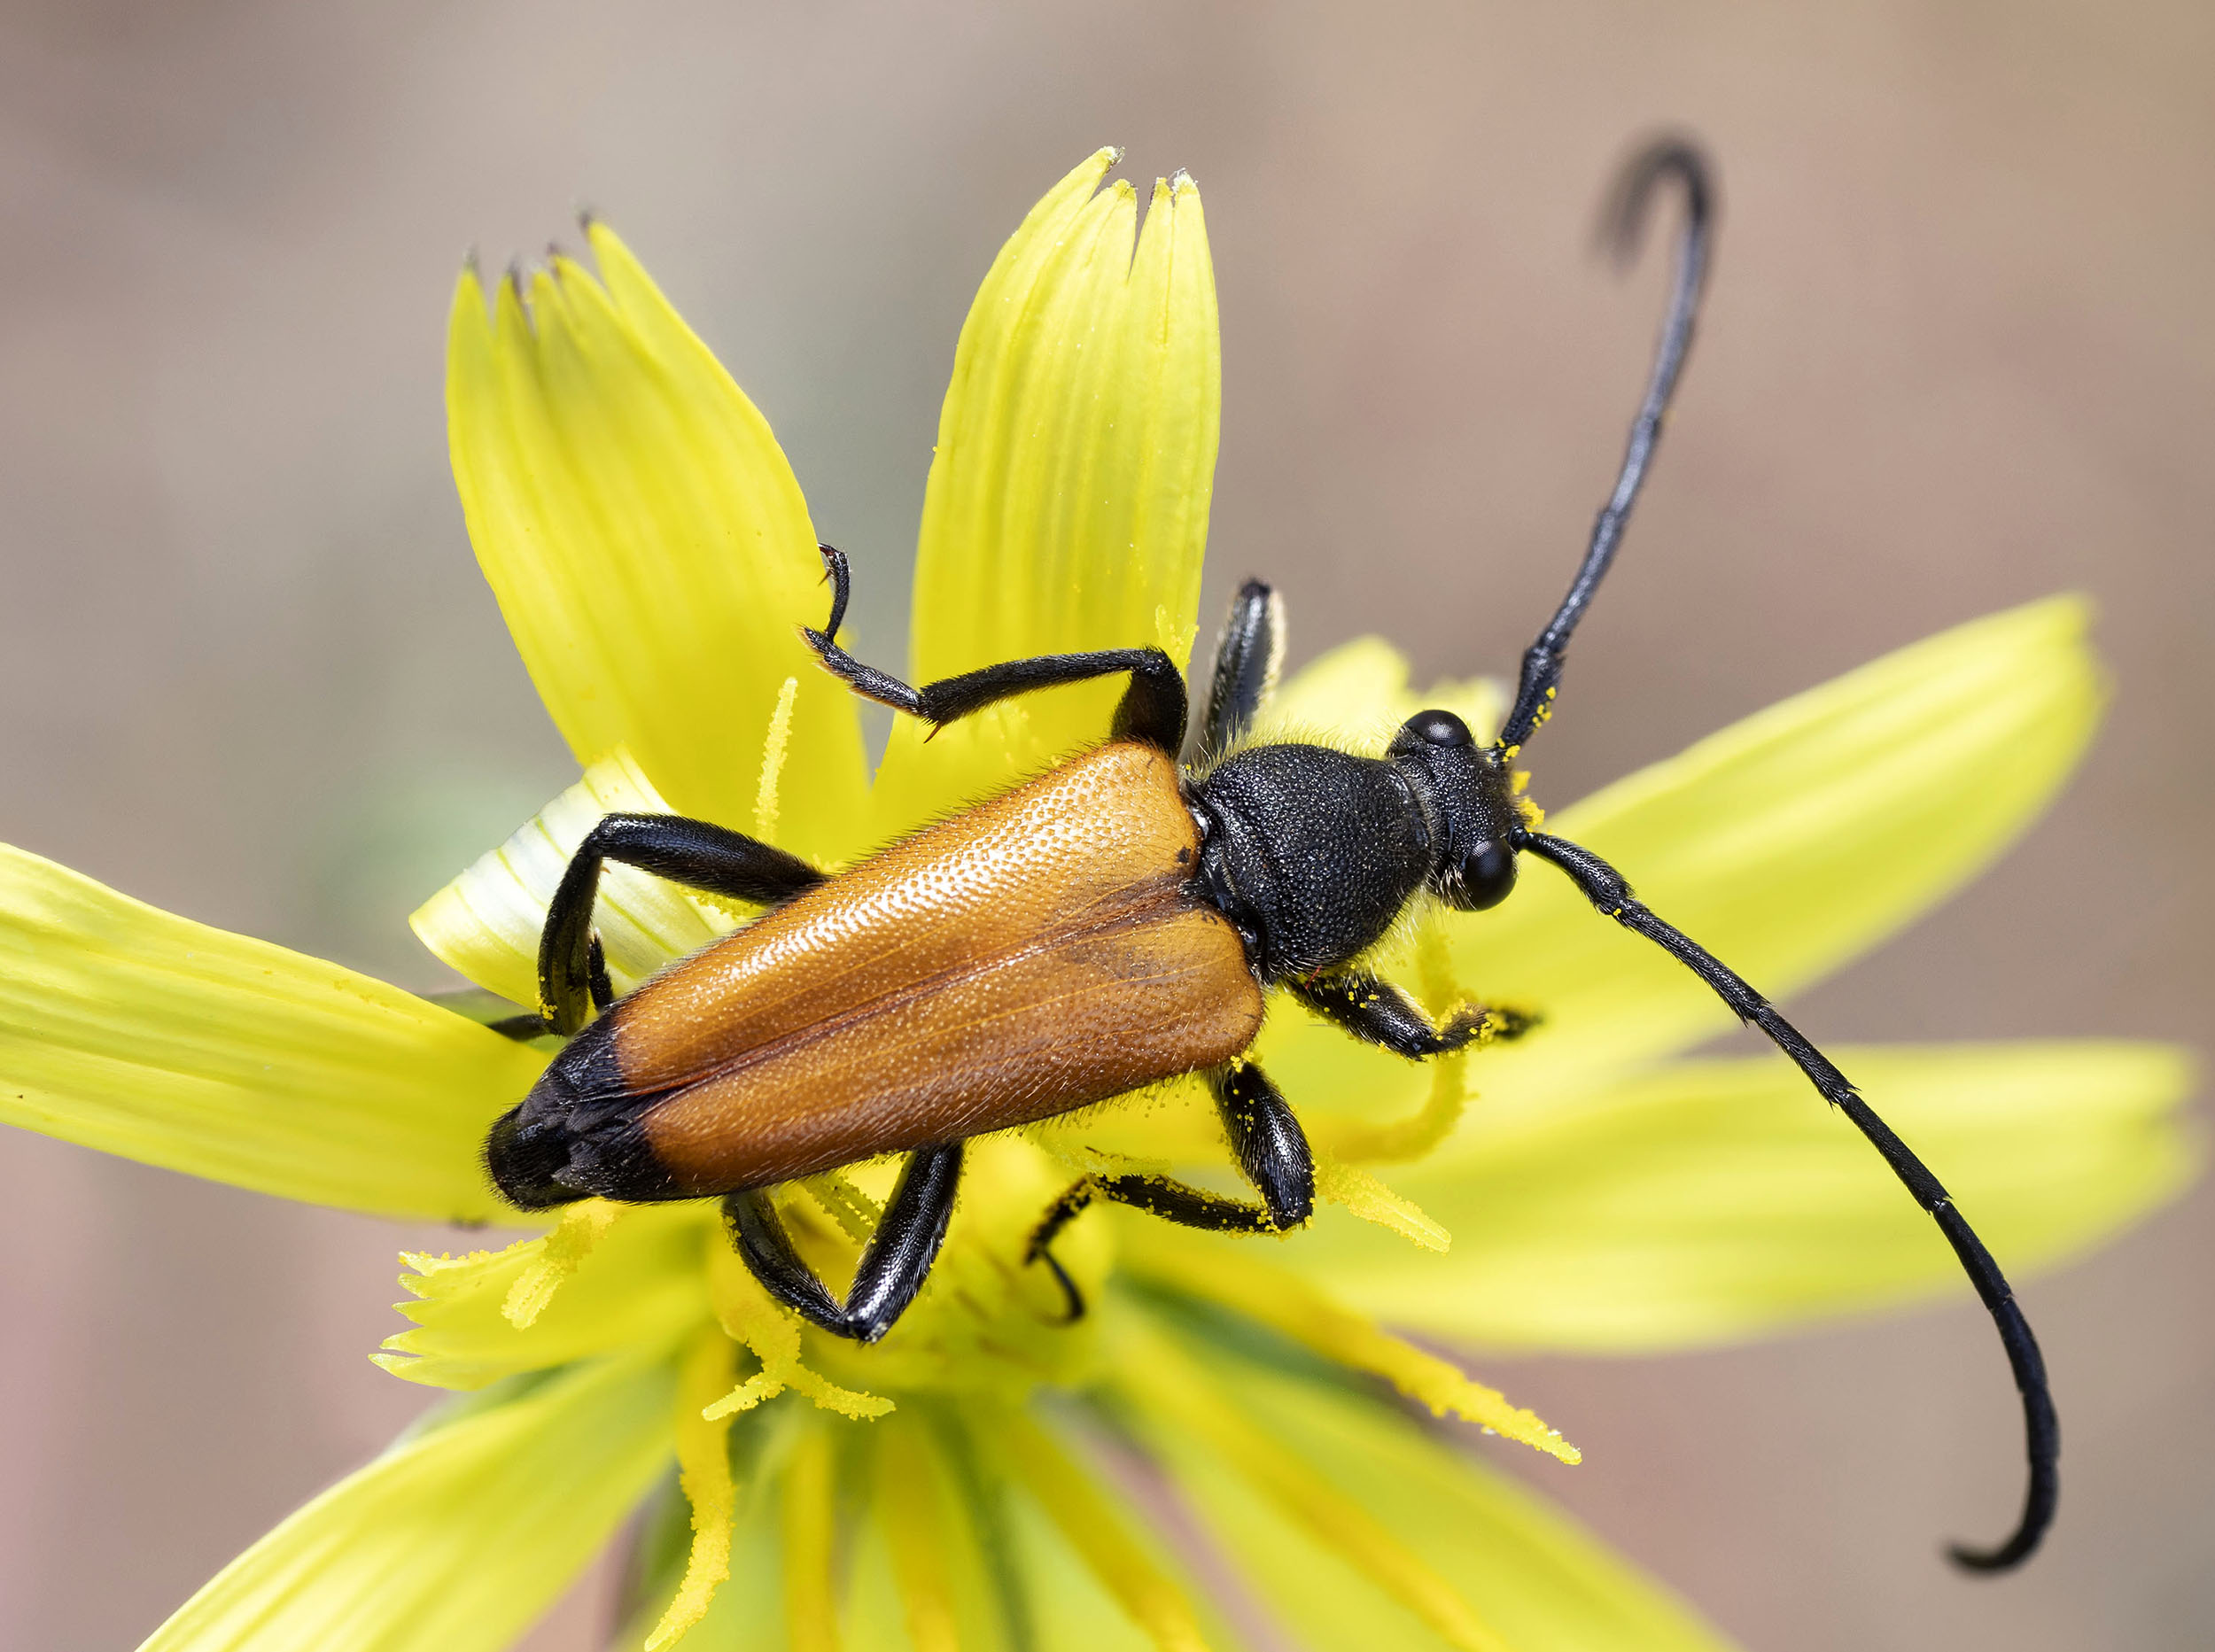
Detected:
left=1035, top=1245, right=1087, bottom=1323
left=725, top=1144, right=966, bottom=1343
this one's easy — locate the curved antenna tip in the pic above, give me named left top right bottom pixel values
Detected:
left=1946, top=1481, right=2056, bottom=1574
left=1598, top=136, right=1715, bottom=267
left=1495, top=134, right=1720, bottom=753
left=1949, top=1540, right=2034, bottom=1574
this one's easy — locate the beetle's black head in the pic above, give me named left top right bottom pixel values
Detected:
left=1387, top=709, right=1524, bottom=911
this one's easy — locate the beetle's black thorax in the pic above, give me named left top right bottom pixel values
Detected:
left=1189, top=735, right=1526, bottom=982
left=1191, top=744, right=1425, bottom=980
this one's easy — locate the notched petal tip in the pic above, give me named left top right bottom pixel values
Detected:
left=451, top=264, right=491, bottom=335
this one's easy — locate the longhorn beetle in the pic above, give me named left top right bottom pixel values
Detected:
left=485, top=140, right=2056, bottom=1571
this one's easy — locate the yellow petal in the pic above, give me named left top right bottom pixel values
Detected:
left=1115, top=1319, right=1509, bottom=1652
left=857, top=1411, right=1065, bottom=1652
left=1119, top=1230, right=1574, bottom=1464
left=409, top=748, right=738, bottom=1008
left=1265, top=596, right=2109, bottom=1143
left=703, top=1239, right=893, bottom=1421
left=447, top=237, right=867, bottom=857
left=502, top=1197, right=623, bottom=1327
left=144, top=1353, right=675, bottom=1652
left=644, top=1328, right=742, bottom=1649
left=782, top=1421, right=841, bottom=1652
left=1298, top=1041, right=2197, bottom=1350
left=874, top=152, right=1221, bottom=829
left=873, top=1421, right=962, bottom=1652
left=999, top=1411, right=1211, bottom=1652
left=0, top=844, right=536, bottom=1222
left=608, top=1404, right=797, bottom=1652
left=1132, top=1327, right=1733, bottom=1652
left=1251, top=636, right=1504, bottom=756
left=1313, top=1152, right=1454, bottom=1253
left=373, top=1204, right=711, bottom=1389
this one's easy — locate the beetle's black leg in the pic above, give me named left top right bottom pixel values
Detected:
left=724, top=1143, right=965, bottom=1343
left=1211, top=1060, right=1316, bottom=1229
left=539, top=812, right=828, bottom=1035
left=1290, top=971, right=1535, bottom=1058
left=1195, top=578, right=1284, bottom=760
left=585, top=933, right=615, bottom=1014
left=422, top=985, right=563, bottom=1043
left=804, top=546, right=1188, bottom=751
left=1026, top=1172, right=1277, bottom=1260
left=1034, top=1245, right=1087, bottom=1323
left=1024, top=1062, right=1317, bottom=1310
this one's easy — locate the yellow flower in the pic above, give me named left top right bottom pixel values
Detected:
left=0, top=150, right=2196, bottom=1652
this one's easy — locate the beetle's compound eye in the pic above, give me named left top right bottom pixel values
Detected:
left=1391, top=708, right=1473, bottom=753
left=1446, top=839, right=1518, bottom=911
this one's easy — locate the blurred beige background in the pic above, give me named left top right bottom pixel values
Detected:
left=1, top=1, right=2210, bottom=1647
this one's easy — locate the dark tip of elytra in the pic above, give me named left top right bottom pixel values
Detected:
left=484, top=1105, right=583, bottom=1210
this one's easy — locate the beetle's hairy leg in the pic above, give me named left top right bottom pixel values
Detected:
left=1043, top=1174, right=1280, bottom=1236
left=1024, top=1177, right=1100, bottom=1322
left=725, top=1144, right=965, bottom=1344
left=1024, top=1064, right=1315, bottom=1302
left=801, top=547, right=1190, bottom=749
left=1025, top=1154, right=1307, bottom=1323
left=1194, top=578, right=1285, bottom=761
left=1024, top=1172, right=1278, bottom=1263
left=1290, top=970, right=1535, bottom=1058
left=538, top=811, right=828, bottom=1035
left=1209, top=1061, right=1316, bottom=1229
left=586, top=933, right=614, bottom=1014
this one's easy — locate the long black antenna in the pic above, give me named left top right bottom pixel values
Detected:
left=1497, top=139, right=1714, bottom=752
left=1517, top=830, right=2058, bottom=1571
